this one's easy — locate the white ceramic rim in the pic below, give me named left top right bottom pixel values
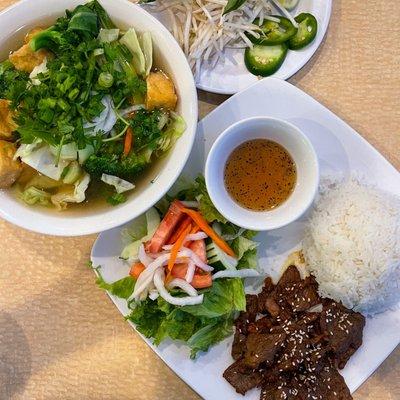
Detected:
left=0, top=0, right=198, bottom=236
left=205, top=116, right=319, bottom=231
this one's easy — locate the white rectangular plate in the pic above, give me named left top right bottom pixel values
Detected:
left=91, top=78, right=400, bottom=400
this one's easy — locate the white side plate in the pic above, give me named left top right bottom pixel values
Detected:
left=91, top=78, right=400, bottom=400
left=146, top=0, right=332, bottom=94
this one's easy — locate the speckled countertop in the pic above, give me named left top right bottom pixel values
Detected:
left=0, top=0, right=399, bottom=399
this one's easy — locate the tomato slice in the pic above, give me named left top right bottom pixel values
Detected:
left=145, top=200, right=185, bottom=253
left=167, top=215, right=192, bottom=244
left=171, top=264, right=212, bottom=289
left=189, top=239, right=207, bottom=263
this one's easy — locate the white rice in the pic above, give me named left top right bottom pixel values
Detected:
left=302, top=177, right=400, bottom=315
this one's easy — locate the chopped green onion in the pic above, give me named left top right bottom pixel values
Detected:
left=57, top=98, right=70, bottom=111
left=68, top=88, right=80, bottom=100
left=98, top=72, right=114, bottom=88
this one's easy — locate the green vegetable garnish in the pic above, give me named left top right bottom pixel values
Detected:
left=107, top=192, right=127, bottom=205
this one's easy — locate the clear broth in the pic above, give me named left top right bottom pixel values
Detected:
left=4, top=17, right=177, bottom=215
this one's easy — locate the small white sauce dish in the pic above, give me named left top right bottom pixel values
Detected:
left=205, top=117, right=319, bottom=231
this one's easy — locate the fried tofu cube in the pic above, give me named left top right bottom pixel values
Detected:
left=0, top=140, right=22, bottom=188
left=24, top=27, right=45, bottom=44
left=9, top=42, right=49, bottom=73
left=145, top=71, right=177, bottom=111
left=0, top=99, right=17, bottom=140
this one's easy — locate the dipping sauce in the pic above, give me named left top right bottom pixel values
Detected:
left=224, top=139, right=297, bottom=211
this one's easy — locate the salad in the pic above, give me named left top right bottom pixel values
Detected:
left=0, top=0, right=185, bottom=210
left=95, top=176, right=260, bottom=358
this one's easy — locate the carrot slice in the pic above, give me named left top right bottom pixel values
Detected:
left=167, top=215, right=192, bottom=244
left=171, top=264, right=212, bottom=289
left=145, top=200, right=186, bottom=253
left=167, top=223, right=192, bottom=273
left=129, top=262, right=145, bottom=279
left=181, top=208, right=236, bottom=257
left=123, top=126, right=133, bottom=156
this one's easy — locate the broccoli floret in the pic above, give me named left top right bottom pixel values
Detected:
left=29, top=28, right=67, bottom=53
left=83, top=152, right=149, bottom=180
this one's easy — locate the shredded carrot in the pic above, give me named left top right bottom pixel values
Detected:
left=190, top=224, right=200, bottom=234
left=167, top=223, right=192, bottom=273
left=123, top=126, right=133, bottom=156
left=129, top=262, right=145, bottom=279
left=181, top=223, right=201, bottom=248
left=167, top=215, right=192, bottom=244
left=181, top=208, right=236, bottom=257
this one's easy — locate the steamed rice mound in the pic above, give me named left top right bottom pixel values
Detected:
left=302, top=178, right=400, bottom=315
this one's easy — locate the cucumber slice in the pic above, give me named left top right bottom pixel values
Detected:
left=207, top=241, right=238, bottom=270
left=244, top=43, right=288, bottom=77
left=278, top=0, right=300, bottom=11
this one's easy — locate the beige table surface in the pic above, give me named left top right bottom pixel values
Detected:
left=0, top=0, right=399, bottom=399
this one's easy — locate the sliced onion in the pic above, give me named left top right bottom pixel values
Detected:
left=185, top=232, right=208, bottom=241
left=161, top=245, right=173, bottom=251
left=148, top=289, right=159, bottom=301
left=166, top=278, right=198, bottom=297
left=185, top=260, right=196, bottom=283
left=120, top=104, right=145, bottom=116
left=138, top=243, right=153, bottom=267
left=180, top=247, right=213, bottom=272
left=131, top=253, right=171, bottom=299
left=153, top=269, right=204, bottom=306
left=139, top=288, right=149, bottom=301
left=212, top=269, right=260, bottom=280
